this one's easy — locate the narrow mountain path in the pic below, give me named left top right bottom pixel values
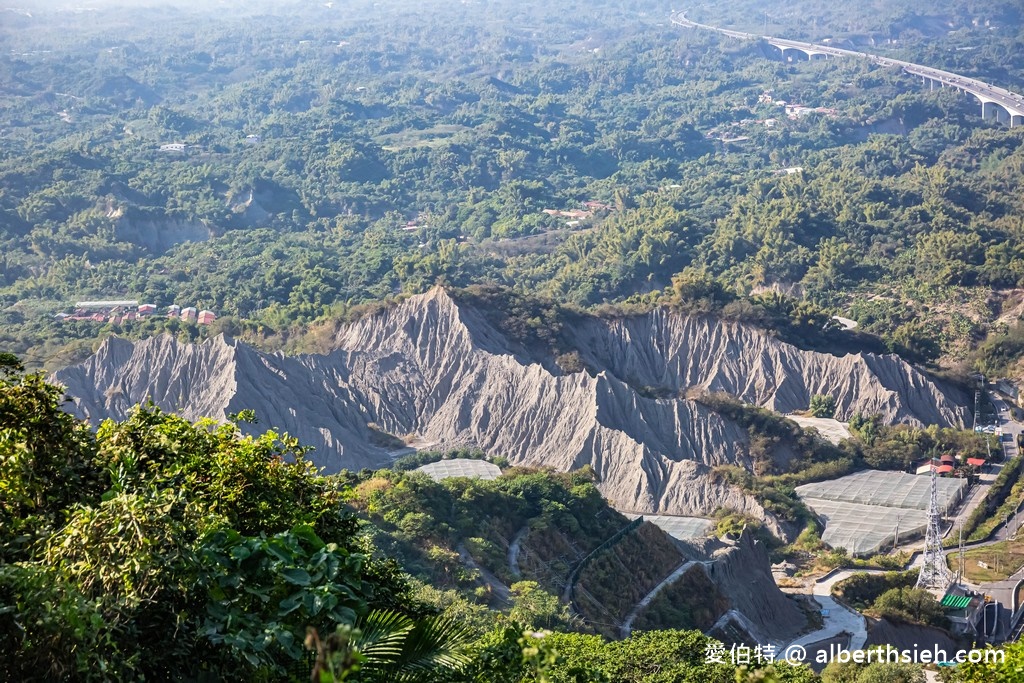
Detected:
left=618, top=561, right=696, bottom=638
left=457, top=543, right=510, bottom=603
left=508, top=526, right=529, bottom=579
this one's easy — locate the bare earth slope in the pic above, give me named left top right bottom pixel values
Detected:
left=573, top=310, right=968, bottom=426
left=55, top=288, right=968, bottom=528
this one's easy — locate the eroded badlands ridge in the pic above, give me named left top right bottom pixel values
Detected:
left=56, top=288, right=969, bottom=528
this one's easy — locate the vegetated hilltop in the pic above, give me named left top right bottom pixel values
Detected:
left=7, top=358, right=1022, bottom=683
left=55, top=287, right=970, bottom=534
left=346, top=466, right=808, bottom=645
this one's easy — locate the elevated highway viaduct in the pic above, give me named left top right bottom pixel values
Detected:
left=672, top=13, right=1024, bottom=126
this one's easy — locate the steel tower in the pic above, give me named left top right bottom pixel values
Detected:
left=916, top=467, right=952, bottom=591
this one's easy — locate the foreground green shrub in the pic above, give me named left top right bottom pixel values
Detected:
left=0, top=368, right=412, bottom=681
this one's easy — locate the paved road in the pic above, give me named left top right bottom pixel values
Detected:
left=895, top=388, right=1023, bottom=551
left=671, top=13, right=1024, bottom=120
left=457, top=544, right=510, bottom=603
left=619, top=561, right=699, bottom=638
left=989, top=389, right=1022, bottom=460
left=785, top=569, right=873, bottom=652
left=966, top=393, right=1024, bottom=548
left=949, top=468, right=998, bottom=538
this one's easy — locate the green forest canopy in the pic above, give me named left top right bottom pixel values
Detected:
left=2, top=0, right=1024, bottom=371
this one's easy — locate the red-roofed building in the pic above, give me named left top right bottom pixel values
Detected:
left=967, top=457, right=986, bottom=468
left=936, top=464, right=955, bottom=475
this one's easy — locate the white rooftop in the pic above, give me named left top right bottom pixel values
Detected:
left=415, top=458, right=502, bottom=481
left=626, top=514, right=714, bottom=541
left=797, top=470, right=967, bottom=556
left=75, top=300, right=139, bottom=308
left=797, top=470, right=965, bottom=511
left=797, top=499, right=934, bottom=556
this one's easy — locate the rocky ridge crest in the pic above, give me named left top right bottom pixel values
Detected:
left=55, top=287, right=969, bottom=531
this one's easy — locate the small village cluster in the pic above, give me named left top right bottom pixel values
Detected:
left=704, top=92, right=842, bottom=145
left=57, top=300, right=218, bottom=326
left=915, top=452, right=989, bottom=476
left=541, top=201, right=614, bottom=221
left=757, top=91, right=840, bottom=119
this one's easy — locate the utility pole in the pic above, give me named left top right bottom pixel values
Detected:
left=958, top=523, right=965, bottom=583
left=974, top=388, right=981, bottom=432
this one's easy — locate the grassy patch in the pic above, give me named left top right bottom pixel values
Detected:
left=953, top=539, right=1024, bottom=583
left=376, top=124, right=470, bottom=151
left=366, top=422, right=407, bottom=449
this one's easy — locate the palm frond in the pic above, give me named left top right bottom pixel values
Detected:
left=387, top=615, right=473, bottom=679
left=351, top=609, right=414, bottom=663
left=319, top=609, right=472, bottom=682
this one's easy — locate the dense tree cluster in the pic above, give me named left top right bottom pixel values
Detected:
left=0, top=365, right=413, bottom=679
left=3, top=1, right=1024, bottom=369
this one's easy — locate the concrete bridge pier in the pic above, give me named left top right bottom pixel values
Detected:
left=782, top=47, right=806, bottom=62
left=982, top=101, right=998, bottom=121
left=1012, top=115, right=1024, bottom=128
left=769, top=43, right=827, bottom=62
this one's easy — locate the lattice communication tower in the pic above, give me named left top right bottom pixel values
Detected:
left=916, top=467, right=952, bottom=591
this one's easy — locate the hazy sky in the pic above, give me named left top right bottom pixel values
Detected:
left=6, top=0, right=316, bottom=9
left=5, top=0, right=401, bottom=5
